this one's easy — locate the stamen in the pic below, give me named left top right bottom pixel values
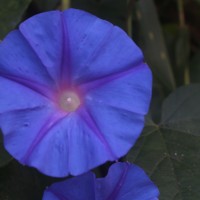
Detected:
left=59, top=91, right=81, bottom=112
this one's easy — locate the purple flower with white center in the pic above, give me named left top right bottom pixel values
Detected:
left=43, top=162, right=159, bottom=200
left=0, top=9, right=152, bottom=177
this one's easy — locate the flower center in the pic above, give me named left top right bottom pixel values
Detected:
left=59, top=91, right=81, bottom=112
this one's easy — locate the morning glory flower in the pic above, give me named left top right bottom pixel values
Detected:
left=42, top=162, right=159, bottom=200
left=0, top=9, right=152, bottom=177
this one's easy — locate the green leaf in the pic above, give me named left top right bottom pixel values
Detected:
left=133, top=0, right=176, bottom=91
left=128, top=84, right=200, bottom=200
left=0, top=130, right=12, bottom=167
left=0, top=0, right=31, bottom=39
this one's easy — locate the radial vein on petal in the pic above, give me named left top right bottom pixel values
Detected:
left=22, top=113, right=66, bottom=163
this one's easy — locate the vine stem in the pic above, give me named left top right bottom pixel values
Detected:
left=126, top=0, right=135, bottom=36
left=61, top=0, right=70, bottom=11
left=177, top=0, right=190, bottom=85
left=177, top=0, right=185, bottom=28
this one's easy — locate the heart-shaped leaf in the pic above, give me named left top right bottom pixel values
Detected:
left=128, top=84, right=200, bottom=200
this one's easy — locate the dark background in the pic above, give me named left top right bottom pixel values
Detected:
left=0, top=0, right=200, bottom=199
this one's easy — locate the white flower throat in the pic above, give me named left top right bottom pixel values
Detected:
left=59, top=91, right=81, bottom=112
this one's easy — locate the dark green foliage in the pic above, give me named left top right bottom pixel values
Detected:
left=0, top=131, right=12, bottom=167
left=0, top=160, right=63, bottom=200
left=128, top=85, right=200, bottom=200
left=132, top=0, right=176, bottom=91
left=0, top=0, right=31, bottom=39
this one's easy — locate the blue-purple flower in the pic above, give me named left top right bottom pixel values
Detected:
left=43, top=162, right=159, bottom=200
left=0, top=9, right=152, bottom=177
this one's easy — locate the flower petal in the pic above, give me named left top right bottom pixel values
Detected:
left=43, top=172, right=95, bottom=200
left=42, top=192, right=58, bottom=200
left=63, top=9, right=144, bottom=84
left=0, top=77, right=51, bottom=115
left=82, top=62, right=152, bottom=115
left=1, top=71, right=141, bottom=177
left=0, top=30, right=55, bottom=88
left=26, top=111, right=114, bottom=177
left=0, top=105, right=54, bottom=164
left=96, top=162, right=160, bottom=200
left=25, top=114, right=71, bottom=177
left=0, top=8, right=153, bottom=178
left=84, top=101, right=145, bottom=159
left=42, top=162, right=159, bottom=200
left=67, top=111, right=115, bottom=175
left=19, top=11, right=68, bottom=84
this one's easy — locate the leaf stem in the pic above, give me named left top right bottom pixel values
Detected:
left=61, top=0, right=70, bottom=11
left=177, top=0, right=185, bottom=28
left=177, top=0, right=190, bottom=84
left=126, top=0, right=135, bottom=36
